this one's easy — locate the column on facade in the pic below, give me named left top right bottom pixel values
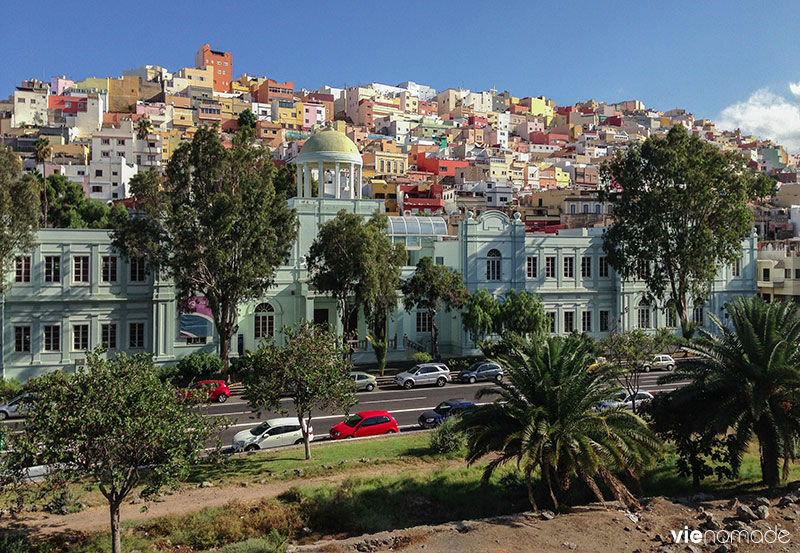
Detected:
left=349, top=163, right=355, bottom=199
left=303, top=163, right=311, bottom=198
left=334, top=162, right=341, bottom=199
left=318, top=161, right=324, bottom=197
left=356, top=165, right=362, bottom=199
left=296, top=164, right=302, bottom=198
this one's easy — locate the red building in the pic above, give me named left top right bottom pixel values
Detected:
left=48, top=95, right=87, bottom=114
left=399, top=182, right=444, bottom=215
left=418, top=100, right=438, bottom=116
left=417, top=153, right=469, bottom=177
left=195, top=44, right=233, bottom=93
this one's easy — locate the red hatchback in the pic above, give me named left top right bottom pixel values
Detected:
left=329, top=410, right=399, bottom=439
left=186, top=380, right=231, bottom=403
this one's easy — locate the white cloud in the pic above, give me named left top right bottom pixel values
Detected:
left=717, top=83, right=800, bottom=154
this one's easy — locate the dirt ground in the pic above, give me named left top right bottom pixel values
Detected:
left=290, top=494, right=800, bottom=553
left=6, top=465, right=800, bottom=553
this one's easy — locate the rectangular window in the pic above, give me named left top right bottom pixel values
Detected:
left=117, top=139, right=125, bottom=145
left=564, top=311, right=575, bottom=333
left=545, top=256, right=556, bottom=278
left=254, top=313, right=274, bottom=339
left=599, top=256, right=609, bottom=278
left=526, top=256, right=537, bottom=278
left=101, top=138, right=110, bottom=145
left=581, top=256, right=591, bottom=278
left=416, top=311, right=432, bottom=333
left=582, top=311, right=592, bottom=332
left=73, top=323, right=89, bottom=351
left=43, top=325, right=61, bottom=352
left=599, top=310, right=610, bottom=332
left=73, top=255, right=89, bottom=283
left=14, top=326, right=31, bottom=352
left=762, top=268, right=770, bottom=282
left=44, top=256, right=61, bottom=283
left=102, top=256, right=117, bottom=282
left=547, top=311, right=556, bottom=333
left=15, top=256, right=31, bottom=282
left=563, top=257, right=574, bottom=278
left=130, top=258, right=146, bottom=282
left=638, top=307, right=651, bottom=329
left=732, top=258, right=741, bottom=277
left=692, top=306, right=704, bottom=324
left=186, top=336, right=207, bottom=345
left=667, top=309, right=677, bottom=328
left=102, top=323, right=117, bottom=349
left=796, top=269, right=800, bottom=280
left=129, top=322, right=144, bottom=348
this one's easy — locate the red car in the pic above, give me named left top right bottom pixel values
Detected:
left=329, top=410, right=399, bottom=439
left=185, top=380, right=231, bottom=403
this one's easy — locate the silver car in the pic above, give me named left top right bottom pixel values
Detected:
left=395, top=363, right=451, bottom=389
left=641, top=355, right=676, bottom=372
left=459, top=361, right=503, bottom=384
left=349, top=371, right=377, bottom=392
left=0, top=393, right=34, bottom=420
left=598, top=390, right=654, bottom=411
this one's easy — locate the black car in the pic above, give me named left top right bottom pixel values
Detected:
left=418, top=398, right=475, bottom=429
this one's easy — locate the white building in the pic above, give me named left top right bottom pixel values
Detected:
left=12, top=83, right=49, bottom=127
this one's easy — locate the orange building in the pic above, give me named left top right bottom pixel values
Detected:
left=254, top=79, right=294, bottom=104
left=195, top=44, right=233, bottom=93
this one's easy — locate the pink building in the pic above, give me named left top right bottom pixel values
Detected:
left=50, top=76, right=74, bottom=96
left=302, top=102, right=326, bottom=130
left=136, top=102, right=166, bottom=117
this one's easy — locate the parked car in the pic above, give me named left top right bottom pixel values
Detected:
left=349, top=371, right=377, bottom=392
left=232, top=417, right=311, bottom=452
left=184, top=380, right=231, bottom=403
left=598, top=390, right=654, bottom=411
left=418, top=398, right=475, bottom=428
left=329, top=410, right=399, bottom=439
left=459, top=362, right=503, bottom=384
left=395, top=363, right=451, bottom=389
left=641, top=355, right=676, bottom=372
left=0, top=393, right=34, bottom=420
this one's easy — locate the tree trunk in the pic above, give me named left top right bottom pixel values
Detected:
left=755, top=420, right=780, bottom=487
left=524, top=466, right=538, bottom=512
left=110, top=500, right=122, bottom=553
left=219, top=332, right=231, bottom=383
left=299, top=414, right=311, bottom=460
left=430, top=308, right=440, bottom=360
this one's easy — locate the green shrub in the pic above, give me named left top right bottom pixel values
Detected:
left=428, top=416, right=466, bottom=454
left=0, top=535, right=53, bottom=553
left=412, top=352, right=432, bottom=364
left=208, top=533, right=287, bottom=553
left=0, top=378, right=24, bottom=403
left=173, top=351, right=224, bottom=382
left=44, top=488, right=85, bottom=515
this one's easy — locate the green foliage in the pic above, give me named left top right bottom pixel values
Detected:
left=665, top=296, right=800, bottom=488
left=646, top=389, right=734, bottom=491
left=44, top=174, right=122, bottom=229
left=0, top=350, right=223, bottom=553
left=237, top=108, right=256, bottom=130
left=429, top=415, right=467, bottom=454
left=210, top=535, right=287, bottom=553
left=459, top=334, right=661, bottom=511
left=172, top=351, right=224, bottom=382
left=401, top=256, right=469, bottom=359
left=240, top=322, right=356, bottom=459
left=601, top=125, right=763, bottom=338
left=463, top=289, right=547, bottom=355
left=33, top=136, right=52, bottom=164
left=0, top=377, right=24, bottom=403
left=412, top=351, right=432, bottom=364
left=112, top=127, right=298, bottom=379
left=135, top=117, right=154, bottom=141
left=44, top=488, right=85, bottom=515
left=0, top=145, right=40, bottom=292
left=307, top=210, right=406, bottom=367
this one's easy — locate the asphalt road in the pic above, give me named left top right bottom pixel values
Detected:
left=0, top=370, right=687, bottom=448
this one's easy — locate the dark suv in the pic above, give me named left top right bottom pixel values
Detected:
left=418, top=398, right=475, bottom=428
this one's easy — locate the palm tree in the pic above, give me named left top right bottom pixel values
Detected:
left=135, top=117, right=154, bottom=168
left=670, top=297, right=800, bottom=487
left=30, top=170, right=48, bottom=228
left=459, top=335, right=660, bottom=512
left=33, top=137, right=51, bottom=167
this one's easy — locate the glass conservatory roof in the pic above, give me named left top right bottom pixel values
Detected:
left=386, top=216, right=449, bottom=236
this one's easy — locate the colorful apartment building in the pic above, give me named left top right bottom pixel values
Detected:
left=195, top=44, right=233, bottom=93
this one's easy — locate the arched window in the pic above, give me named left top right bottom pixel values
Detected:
left=595, top=204, right=601, bottom=214
left=486, top=249, right=501, bottom=281
left=254, top=303, right=274, bottom=339
left=637, top=299, right=651, bottom=329
left=583, top=204, right=589, bottom=214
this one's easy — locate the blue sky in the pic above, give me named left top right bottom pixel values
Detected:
left=2, top=1, right=799, bottom=149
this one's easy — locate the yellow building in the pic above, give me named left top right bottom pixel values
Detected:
left=272, top=99, right=303, bottom=130
left=362, top=151, right=407, bottom=178
left=370, top=179, right=399, bottom=214
left=555, top=166, right=571, bottom=188
left=155, top=129, right=185, bottom=162
left=74, top=77, right=109, bottom=91
left=758, top=242, right=800, bottom=303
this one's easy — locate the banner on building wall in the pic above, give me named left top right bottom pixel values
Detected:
left=179, top=297, right=214, bottom=338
